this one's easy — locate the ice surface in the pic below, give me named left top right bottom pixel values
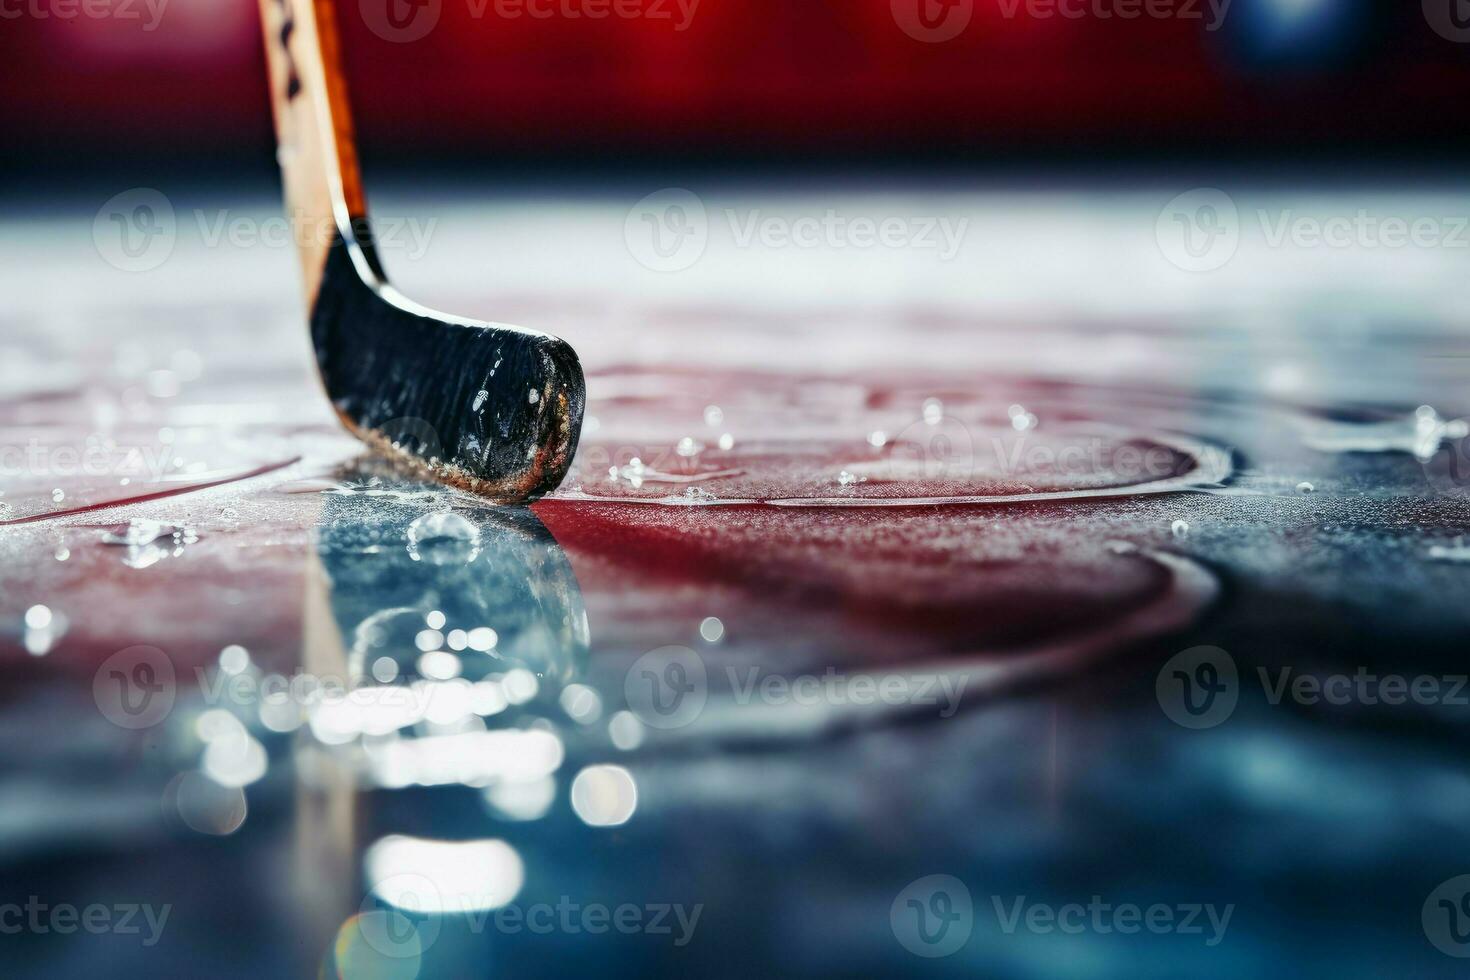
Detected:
left=1, top=189, right=1469, bottom=978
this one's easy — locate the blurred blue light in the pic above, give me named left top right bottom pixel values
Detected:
left=1218, top=0, right=1369, bottom=70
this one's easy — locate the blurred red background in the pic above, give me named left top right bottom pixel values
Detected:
left=3, top=0, right=1467, bottom=176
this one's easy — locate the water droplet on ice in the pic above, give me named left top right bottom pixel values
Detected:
left=922, top=399, right=944, bottom=425
left=406, top=511, right=481, bottom=565
left=473, top=389, right=489, bottom=411
left=704, top=405, right=724, bottom=427
left=1007, top=404, right=1037, bottom=431
left=1171, top=519, right=1190, bottom=538
left=51, top=488, right=64, bottom=503
left=699, top=616, right=724, bottom=642
left=1296, top=481, right=1315, bottom=493
left=101, top=518, right=167, bottom=547
left=23, top=604, right=62, bottom=656
left=1010, top=409, right=1037, bottom=431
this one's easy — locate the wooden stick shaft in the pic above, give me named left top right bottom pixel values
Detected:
left=258, top=0, right=368, bottom=303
